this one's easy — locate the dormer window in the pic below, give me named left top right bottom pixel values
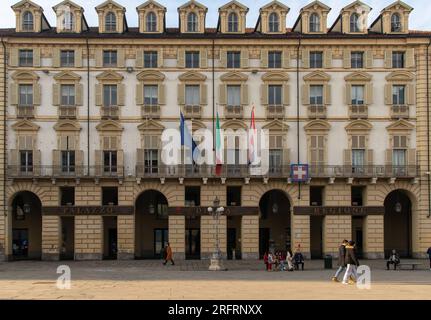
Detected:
left=391, top=13, right=402, bottom=32
left=309, top=13, right=320, bottom=32
left=105, top=12, right=117, bottom=32
left=146, top=12, right=157, bottom=32
left=268, top=13, right=279, bottom=33
left=22, top=11, right=34, bottom=31
left=228, top=12, right=239, bottom=32
left=187, top=12, right=198, bottom=32
left=350, top=13, right=360, bottom=32
left=62, top=12, right=75, bottom=31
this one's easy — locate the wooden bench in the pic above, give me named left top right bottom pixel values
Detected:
left=398, top=263, right=422, bottom=270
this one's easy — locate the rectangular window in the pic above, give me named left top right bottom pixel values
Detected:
left=61, top=150, right=75, bottom=173
left=185, top=51, right=200, bottom=68
left=351, top=52, right=364, bottom=68
left=351, top=85, right=364, bottom=105
left=352, top=135, right=366, bottom=168
left=269, top=149, right=282, bottom=172
left=144, top=85, right=158, bottom=105
left=227, top=85, right=241, bottom=106
left=392, top=52, right=405, bottom=68
left=61, top=84, right=75, bottom=106
left=268, top=51, right=282, bottom=68
left=103, top=50, right=117, bottom=67
left=392, top=85, right=405, bottom=105
left=310, top=186, right=324, bottom=206
left=60, top=50, right=75, bottom=67
left=227, top=51, right=241, bottom=68
left=185, top=85, right=200, bottom=106
left=103, top=85, right=118, bottom=107
left=103, top=151, right=117, bottom=173
left=60, top=187, right=75, bottom=206
left=102, top=187, right=118, bottom=206
left=227, top=186, right=241, bottom=206
left=268, top=85, right=282, bottom=105
left=144, top=149, right=158, bottom=174
left=185, top=186, right=200, bottom=207
left=351, top=186, right=364, bottom=206
left=19, top=150, right=33, bottom=173
left=393, top=149, right=406, bottom=166
left=310, top=85, right=323, bottom=105
left=144, top=51, right=158, bottom=68
left=18, top=84, right=33, bottom=106
left=310, top=51, right=323, bottom=68
left=19, top=49, right=33, bottom=67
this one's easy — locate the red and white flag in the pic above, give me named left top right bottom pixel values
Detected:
left=248, top=105, right=257, bottom=165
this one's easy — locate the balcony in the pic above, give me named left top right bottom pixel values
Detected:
left=267, top=105, right=285, bottom=119
left=101, top=106, right=119, bottom=120
left=141, top=105, right=160, bottom=119
left=16, top=106, right=34, bottom=119
left=308, top=105, right=326, bottom=119
left=225, top=105, right=243, bottom=119
left=59, top=106, right=77, bottom=119
left=7, top=165, right=124, bottom=179
left=391, top=105, right=409, bottom=119
left=308, top=165, right=419, bottom=178
left=183, top=105, right=201, bottom=119
left=349, top=105, right=368, bottom=119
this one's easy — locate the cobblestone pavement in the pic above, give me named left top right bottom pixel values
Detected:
left=0, top=259, right=430, bottom=300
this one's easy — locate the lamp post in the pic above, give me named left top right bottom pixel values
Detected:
left=207, top=196, right=225, bottom=271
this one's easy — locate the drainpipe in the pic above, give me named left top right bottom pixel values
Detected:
left=427, top=38, right=431, bottom=218
left=1, top=37, right=6, bottom=259
left=86, top=37, right=90, bottom=176
left=212, top=38, right=215, bottom=153
left=296, top=33, right=302, bottom=200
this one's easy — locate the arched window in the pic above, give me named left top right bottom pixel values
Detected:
left=391, top=13, right=402, bottom=32
left=228, top=12, right=239, bottom=32
left=309, top=13, right=320, bottom=32
left=146, top=12, right=157, bottom=32
left=22, top=11, right=34, bottom=31
left=105, top=12, right=117, bottom=32
left=268, top=12, right=279, bottom=32
left=62, top=12, right=75, bottom=31
left=350, top=13, right=360, bottom=32
left=187, top=12, right=198, bottom=32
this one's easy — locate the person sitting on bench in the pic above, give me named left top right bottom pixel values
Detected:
left=386, top=249, right=401, bottom=270
left=293, top=248, right=305, bottom=271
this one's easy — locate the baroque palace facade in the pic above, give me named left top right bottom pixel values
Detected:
left=0, top=0, right=430, bottom=261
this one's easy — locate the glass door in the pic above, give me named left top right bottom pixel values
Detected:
left=154, top=229, right=168, bottom=259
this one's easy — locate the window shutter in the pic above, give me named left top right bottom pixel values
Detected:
left=95, top=150, right=102, bottom=176
left=59, top=136, right=67, bottom=150
left=200, top=84, right=207, bottom=105
left=117, top=150, right=124, bottom=176
left=10, top=150, right=19, bottom=171
left=220, top=49, right=227, bottom=68
left=52, top=150, right=61, bottom=175
left=219, top=84, right=226, bottom=105
left=408, top=148, right=416, bottom=166
left=95, top=84, right=102, bottom=106
left=76, top=83, right=83, bottom=106
left=384, top=50, right=392, bottom=69
left=9, top=48, right=18, bottom=67
left=158, top=48, right=164, bottom=68
left=52, top=84, right=61, bottom=106
left=384, top=84, right=392, bottom=105
left=365, top=50, right=373, bottom=68
left=241, top=84, right=249, bottom=105
left=136, top=83, right=144, bottom=105
left=10, top=83, right=18, bottom=105
left=177, top=83, right=185, bottom=105
left=136, top=148, right=145, bottom=176
left=95, top=49, right=103, bottom=68
left=241, top=50, right=249, bottom=68
left=406, top=84, right=415, bottom=105
left=367, top=149, right=374, bottom=166
left=158, top=84, right=166, bottom=105
left=345, top=84, right=351, bottom=105
left=301, top=84, right=309, bottom=105
left=76, top=150, right=84, bottom=176
left=117, top=49, right=125, bottom=68
left=324, top=84, right=331, bottom=105
left=283, top=84, right=290, bottom=106
left=283, top=148, right=290, bottom=166
left=68, top=136, right=76, bottom=150
left=33, top=150, right=41, bottom=175
left=302, top=49, right=309, bottom=68
left=261, top=85, right=268, bottom=105
left=135, top=49, right=143, bottom=68
left=365, top=83, right=373, bottom=105
left=18, top=136, right=25, bottom=149
left=33, top=84, right=41, bottom=105
left=343, top=149, right=352, bottom=166
left=406, top=49, right=415, bottom=68
left=385, top=149, right=393, bottom=165
left=282, top=49, right=290, bottom=69
left=118, top=83, right=125, bottom=106
left=343, top=50, right=350, bottom=69
left=33, top=48, right=41, bottom=67
left=200, top=49, right=207, bottom=68
left=324, top=50, right=332, bottom=69
left=261, top=49, right=268, bottom=68
left=177, top=48, right=185, bottom=68
left=75, top=48, right=83, bottom=68
left=52, top=48, right=60, bottom=68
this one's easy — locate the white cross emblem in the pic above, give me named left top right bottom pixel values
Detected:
left=292, top=165, right=308, bottom=181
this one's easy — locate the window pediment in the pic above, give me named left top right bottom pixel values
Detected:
left=262, top=119, right=289, bottom=131
left=221, top=119, right=247, bottom=130
left=262, top=71, right=289, bottom=82
left=382, top=1, right=413, bottom=13
left=261, top=1, right=289, bottom=12
left=138, top=119, right=165, bottom=133
left=386, top=119, right=414, bottom=132
left=191, top=120, right=206, bottom=132
left=54, top=120, right=81, bottom=132
left=220, top=71, right=248, bottom=82
left=385, top=71, right=414, bottom=82
left=96, top=70, right=124, bottom=82
left=302, top=0, right=331, bottom=12
left=53, top=0, right=82, bottom=11
left=96, top=0, right=125, bottom=12
left=304, top=120, right=331, bottom=132
left=178, top=0, right=208, bottom=11
left=137, top=0, right=166, bottom=11
left=178, top=71, right=207, bottom=82
left=219, top=0, right=248, bottom=12
left=12, top=70, right=39, bottom=81
left=54, top=71, right=81, bottom=82
left=137, top=70, right=165, bottom=82
left=344, top=71, right=372, bottom=82
left=345, top=120, right=372, bottom=133
left=12, top=119, right=40, bottom=132
left=96, top=120, right=123, bottom=132
left=12, top=0, right=42, bottom=10
left=342, top=0, right=371, bottom=12
left=303, top=71, right=331, bottom=82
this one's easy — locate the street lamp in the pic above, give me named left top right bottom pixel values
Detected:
left=207, top=196, right=225, bottom=271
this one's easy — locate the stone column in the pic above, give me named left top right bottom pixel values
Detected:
left=291, top=214, right=310, bottom=259
left=41, top=215, right=61, bottom=261
left=169, top=215, right=185, bottom=260
left=74, top=215, right=103, bottom=260
left=117, top=215, right=134, bottom=260
left=363, top=215, right=384, bottom=259
left=241, top=215, right=259, bottom=260
left=200, top=215, right=227, bottom=259
left=0, top=43, right=5, bottom=261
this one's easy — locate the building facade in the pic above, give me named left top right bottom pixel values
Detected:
left=0, top=0, right=430, bottom=261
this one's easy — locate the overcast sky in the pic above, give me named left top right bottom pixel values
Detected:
left=0, top=0, right=430, bottom=30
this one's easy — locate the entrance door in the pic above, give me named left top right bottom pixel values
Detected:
left=60, top=217, right=75, bottom=260
left=186, top=229, right=200, bottom=259
left=310, top=216, right=323, bottom=259
left=108, top=229, right=118, bottom=259
left=227, top=228, right=236, bottom=260
left=352, top=216, right=364, bottom=259
left=259, top=228, right=270, bottom=258
left=12, top=229, right=29, bottom=259
left=154, top=229, right=168, bottom=259
left=103, top=216, right=117, bottom=260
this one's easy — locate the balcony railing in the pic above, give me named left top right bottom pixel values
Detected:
left=267, top=105, right=285, bottom=119
left=349, top=105, right=368, bottom=119
left=141, top=105, right=160, bottom=119
left=7, top=166, right=124, bottom=179
left=101, top=106, right=119, bottom=120
left=225, top=105, right=243, bottom=119
left=183, top=105, right=201, bottom=119
left=391, top=105, right=409, bottom=119
left=17, top=106, right=34, bottom=119
left=308, top=105, right=326, bottom=119
left=59, top=106, right=77, bottom=119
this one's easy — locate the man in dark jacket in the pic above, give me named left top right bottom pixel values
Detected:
left=386, top=249, right=400, bottom=270
left=342, top=241, right=359, bottom=285
left=332, top=240, right=348, bottom=282
left=427, top=247, right=431, bottom=270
